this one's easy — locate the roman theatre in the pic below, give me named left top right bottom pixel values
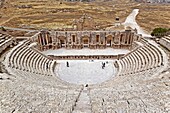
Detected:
left=1, top=26, right=170, bottom=112
left=28, top=30, right=140, bottom=84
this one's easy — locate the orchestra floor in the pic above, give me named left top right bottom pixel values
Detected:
left=55, top=60, right=116, bottom=85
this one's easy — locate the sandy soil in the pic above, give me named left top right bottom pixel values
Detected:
left=0, top=0, right=169, bottom=33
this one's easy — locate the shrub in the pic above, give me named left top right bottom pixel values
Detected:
left=151, top=27, right=168, bottom=37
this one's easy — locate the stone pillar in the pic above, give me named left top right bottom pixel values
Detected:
left=38, top=35, right=41, bottom=46
left=118, top=33, right=121, bottom=47
left=45, top=33, right=49, bottom=44
left=41, top=33, right=44, bottom=45
left=128, top=33, right=132, bottom=44
left=130, top=33, right=134, bottom=44
left=122, top=33, right=126, bottom=44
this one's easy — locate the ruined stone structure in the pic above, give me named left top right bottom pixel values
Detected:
left=31, top=30, right=141, bottom=51
left=72, top=14, right=96, bottom=31
left=0, top=30, right=169, bottom=112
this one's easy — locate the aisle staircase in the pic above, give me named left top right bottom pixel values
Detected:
left=72, top=86, right=92, bottom=113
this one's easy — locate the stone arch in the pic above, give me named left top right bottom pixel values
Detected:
left=58, top=36, right=66, bottom=47
left=106, top=35, right=113, bottom=47
left=49, top=45, right=52, bottom=49
left=81, top=35, right=90, bottom=47
left=48, top=36, right=52, bottom=44
left=71, top=34, right=76, bottom=43
left=95, top=34, right=100, bottom=43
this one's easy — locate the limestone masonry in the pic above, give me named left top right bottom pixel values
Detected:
left=0, top=29, right=170, bottom=112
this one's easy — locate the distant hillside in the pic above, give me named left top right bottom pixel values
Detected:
left=135, top=0, right=170, bottom=3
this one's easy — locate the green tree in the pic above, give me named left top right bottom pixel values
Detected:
left=151, top=27, right=168, bottom=37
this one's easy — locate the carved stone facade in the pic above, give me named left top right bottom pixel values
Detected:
left=31, top=30, right=141, bottom=51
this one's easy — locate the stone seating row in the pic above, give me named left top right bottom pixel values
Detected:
left=159, top=36, right=170, bottom=51
left=5, top=40, right=56, bottom=76
left=89, top=39, right=168, bottom=113
left=0, top=68, right=83, bottom=113
left=116, top=41, right=164, bottom=76
left=0, top=33, right=14, bottom=53
left=89, top=66, right=169, bottom=113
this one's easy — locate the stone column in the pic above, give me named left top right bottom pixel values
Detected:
left=38, top=34, right=41, bottom=45
left=45, top=33, right=49, bottom=44
left=123, top=33, right=126, bottom=45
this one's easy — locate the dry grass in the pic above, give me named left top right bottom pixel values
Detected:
left=0, top=0, right=135, bottom=29
left=136, top=4, right=170, bottom=33
left=0, top=0, right=169, bottom=32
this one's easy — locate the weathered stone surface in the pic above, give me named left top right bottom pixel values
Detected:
left=0, top=31, right=170, bottom=113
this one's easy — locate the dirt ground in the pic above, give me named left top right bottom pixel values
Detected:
left=136, top=4, right=170, bottom=33
left=0, top=0, right=169, bottom=33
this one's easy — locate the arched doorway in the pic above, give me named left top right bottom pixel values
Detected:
left=82, top=36, right=89, bottom=47
left=96, top=35, right=100, bottom=43
left=106, top=35, right=113, bottom=47
left=58, top=36, right=66, bottom=48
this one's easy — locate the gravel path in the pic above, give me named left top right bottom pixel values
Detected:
left=123, top=9, right=151, bottom=37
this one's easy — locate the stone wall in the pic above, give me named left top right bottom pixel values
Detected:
left=48, top=54, right=124, bottom=60
left=31, top=30, right=141, bottom=51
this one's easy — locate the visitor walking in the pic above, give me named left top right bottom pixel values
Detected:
left=103, top=62, right=105, bottom=67
left=66, top=61, right=69, bottom=67
left=102, top=62, right=105, bottom=69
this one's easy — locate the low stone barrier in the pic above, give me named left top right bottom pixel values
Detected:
left=48, top=54, right=125, bottom=60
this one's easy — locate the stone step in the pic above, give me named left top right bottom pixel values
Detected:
left=73, top=104, right=91, bottom=110
left=72, top=109, right=92, bottom=113
left=72, top=88, right=92, bottom=113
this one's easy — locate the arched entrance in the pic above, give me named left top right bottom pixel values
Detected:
left=96, top=35, right=100, bottom=43
left=58, top=36, right=66, bottom=48
left=81, top=36, right=89, bottom=47
left=106, top=35, right=113, bottom=47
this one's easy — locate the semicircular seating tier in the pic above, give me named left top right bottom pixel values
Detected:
left=2, top=39, right=84, bottom=113
left=5, top=40, right=56, bottom=76
left=0, top=67, right=83, bottom=113
left=88, top=38, right=169, bottom=113
left=0, top=32, right=15, bottom=54
left=114, top=38, right=167, bottom=76
left=1, top=32, right=169, bottom=112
